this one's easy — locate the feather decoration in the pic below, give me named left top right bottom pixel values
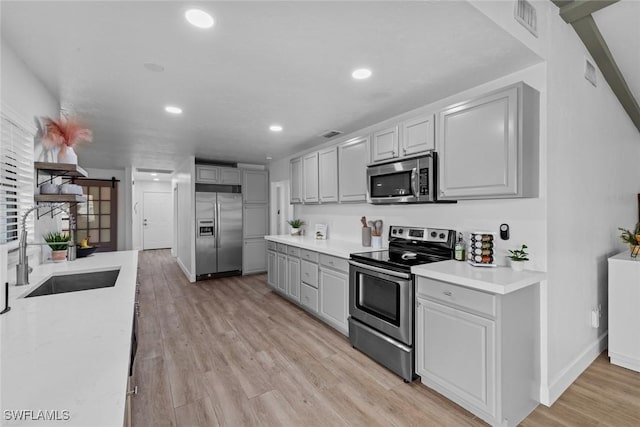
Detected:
left=39, top=114, right=93, bottom=154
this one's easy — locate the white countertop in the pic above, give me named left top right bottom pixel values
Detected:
left=1, top=251, right=138, bottom=426
left=265, top=234, right=386, bottom=258
left=412, top=260, right=546, bottom=295
left=608, top=250, right=640, bottom=263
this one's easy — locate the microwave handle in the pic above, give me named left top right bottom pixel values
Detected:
left=411, top=168, right=419, bottom=197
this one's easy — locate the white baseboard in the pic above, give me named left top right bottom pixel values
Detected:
left=176, top=257, right=196, bottom=283
left=540, top=332, right=608, bottom=406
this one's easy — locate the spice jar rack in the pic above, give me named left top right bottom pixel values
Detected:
left=467, top=232, right=497, bottom=267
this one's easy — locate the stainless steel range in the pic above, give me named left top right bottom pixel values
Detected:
left=348, top=225, right=456, bottom=382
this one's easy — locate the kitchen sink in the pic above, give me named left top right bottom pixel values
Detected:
left=25, top=269, right=120, bottom=298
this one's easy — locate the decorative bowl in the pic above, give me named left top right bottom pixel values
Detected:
left=76, top=246, right=98, bottom=258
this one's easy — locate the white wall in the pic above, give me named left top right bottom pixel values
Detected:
left=83, top=168, right=129, bottom=251
left=0, top=38, right=59, bottom=290
left=132, top=179, right=173, bottom=250
left=543, top=9, right=640, bottom=403
left=469, top=0, right=640, bottom=405
left=172, top=156, right=195, bottom=282
left=270, top=64, right=548, bottom=271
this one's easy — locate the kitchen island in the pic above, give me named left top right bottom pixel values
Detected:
left=1, top=250, right=138, bottom=426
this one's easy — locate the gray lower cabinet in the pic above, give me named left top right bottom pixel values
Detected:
left=318, top=267, right=348, bottom=335
left=243, top=238, right=267, bottom=274
left=276, top=253, right=287, bottom=293
left=287, top=254, right=301, bottom=302
left=437, top=82, right=539, bottom=200
left=415, top=276, right=538, bottom=427
left=265, top=241, right=350, bottom=335
left=243, top=205, right=268, bottom=238
left=267, top=249, right=277, bottom=288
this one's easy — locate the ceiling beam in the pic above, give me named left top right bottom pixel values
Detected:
left=551, top=0, right=640, bottom=133
left=557, top=0, right=620, bottom=24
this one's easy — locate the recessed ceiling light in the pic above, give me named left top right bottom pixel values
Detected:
left=269, top=125, right=283, bottom=132
left=185, top=9, right=214, bottom=29
left=165, top=106, right=182, bottom=114
left=266, top=156, right=273, bottom=160
left=150, top=173, right=157, bottom=176
left=143, top=62, right=165, bottom=72
left=352, top=68, right=372, bottom=80
left=153, top=178, right=159, bottom=181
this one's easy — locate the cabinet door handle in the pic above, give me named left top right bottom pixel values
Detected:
left=127, top=385, right=138, bottom=396
left=443, top=291, right=452, bottom=297
left=403, top=147, right=407, bottom=154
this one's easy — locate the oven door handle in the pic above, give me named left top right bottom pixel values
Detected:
left=349, top=260, right=411, bottom=279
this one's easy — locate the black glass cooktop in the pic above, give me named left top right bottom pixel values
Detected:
left=350, top=249, right=449, bottom=272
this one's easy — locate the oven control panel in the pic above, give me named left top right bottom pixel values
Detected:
left=389, top=226, right=452, bottom=243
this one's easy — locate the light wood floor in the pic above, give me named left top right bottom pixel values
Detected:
left=132, top=250, right=640, bottom=426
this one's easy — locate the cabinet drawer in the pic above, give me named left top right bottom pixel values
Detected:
left=287, top=246, right=301, bottom=257
left=319, top=254, right=348, bottom=273
left=277, top=243, right=287, bottom=253
left=300, top=249, right=319, bottom=262
left=301, top=260, right=318, bottom=288
left=416, top=277, right=496, bottom=318
left=300, top=283, right=318, bottom=312
left=267, top=241, right=277, bottom=251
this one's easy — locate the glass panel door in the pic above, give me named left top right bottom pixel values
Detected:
left=71, top=179, right=118, bottom=252
left=356, top=272, right=401, bottom=326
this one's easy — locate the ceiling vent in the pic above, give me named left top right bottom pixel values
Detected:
left=514, top=0, right=538, bottom=37
left=584, top=58, right=597, bottom=87
left=320, top=130, right=343, bottom=139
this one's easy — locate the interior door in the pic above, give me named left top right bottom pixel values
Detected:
left=142, top=191, right=173, bottom=250
left=217, top=193, right=242, bottom=272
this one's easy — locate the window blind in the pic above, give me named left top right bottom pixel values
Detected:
left=0, top=114, right=34, bottom=244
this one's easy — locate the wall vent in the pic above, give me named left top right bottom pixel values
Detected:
left=319, top=130, right=343, bottom=139
left=585, top=58, right=597, bottom=87
left=514, top=0, right=538, bottom=37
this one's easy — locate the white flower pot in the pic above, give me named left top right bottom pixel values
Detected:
left=290, top=227, right=301, bottom=236
left=510, top=260, right=526, bottom=271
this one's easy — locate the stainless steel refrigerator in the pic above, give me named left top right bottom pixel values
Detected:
left=195, top=190, right=242, bottom=279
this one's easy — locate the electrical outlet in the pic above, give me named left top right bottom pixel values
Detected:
left=591, top=305, right=602, bottom=328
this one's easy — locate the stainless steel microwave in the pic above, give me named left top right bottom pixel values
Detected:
left=367, top=153, right=435, bottom=204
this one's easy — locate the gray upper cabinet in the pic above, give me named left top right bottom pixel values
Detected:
left=318, top=147, right=338, bottom=203
left=338, top=136, right=368, bottom=202
left=302, top=152, right=319, bottom=203
left=195, top=165, right=220, bottom=183
left=196, top=165, right=241, bottom=185
left=437, top=82, right=539, bottom=200
left=401, top=113, right=435, bottom=156
left=220, top=168, right=241, bottom=185
left=290, top=157, right=303, bottom=204
left=371, top=126, right=399, bottom=163
left=242, top=170, right=268, bottom=204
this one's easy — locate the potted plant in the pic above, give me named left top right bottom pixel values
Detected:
left=287, top=219, right=305, bottom=236
left=618, top=223, right=640, bottom=254
left=44, top=232, right=71, bottom=262
left=508, top=244, right=529, bottom=271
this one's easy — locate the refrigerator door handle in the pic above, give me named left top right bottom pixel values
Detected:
left=216, top=202, right=221, bottom=248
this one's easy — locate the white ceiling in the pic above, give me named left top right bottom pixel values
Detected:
left=592, top=0, right=640, bottom=106
left=1, top=1, right=542, bottom=171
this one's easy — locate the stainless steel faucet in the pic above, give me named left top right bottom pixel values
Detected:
left=16, top=203, right=76, bottom=286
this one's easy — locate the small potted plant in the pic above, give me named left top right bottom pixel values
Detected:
left=618, top=223, right=640, bottom=254
left=508, top=244, right=529, bottom=271
left=288, top=219, right=305, bottom=236
left=44, top=232, right=71, bottom=262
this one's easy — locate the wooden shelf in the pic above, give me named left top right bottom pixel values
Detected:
left=35, top=162, right=88, bottom=178
left=34, top=194, right=87, bottom=203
